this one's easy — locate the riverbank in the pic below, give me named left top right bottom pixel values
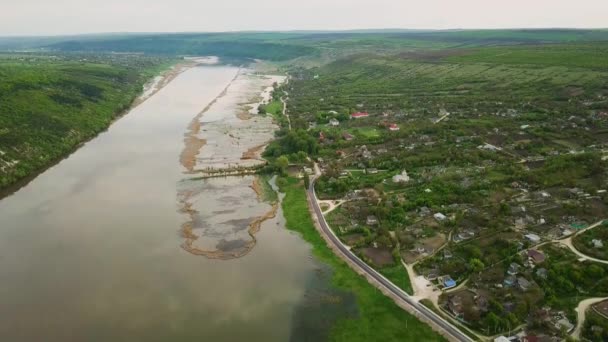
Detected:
left=279, top=177, right=445, bottom=341
left=0, top=56, right=180, bottom=200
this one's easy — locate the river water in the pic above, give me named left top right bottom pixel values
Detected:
left=0, top=64, right=353, bottom=341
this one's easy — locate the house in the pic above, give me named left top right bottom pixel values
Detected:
left=555, top=318, right=575, bottom=332
left=392, top=170, right=410, bottom=183
left=443, top=249, right=453, bottom=259
left=494, top=337, right=510, bottom=342
left=525, top=234, right=541, bottom=243
left=508, top=263, right=520, bottom=275
left=339, top=170, right=349, bottom=178
left=418, top=206, right=431, bottom=217
left=329, top=118, right=340, bottom=127
left=351, top=112, right=369, bottom=119
left=527, top=249, right=546, bottom=264
left=366, top=168, right=379, bottom=174
left=389, top=123, right=400, bottom=131
left=434, top=213, right=447, bottom=221
left=425, top=269, right=440, bottom=280
left=366, top=216, right=379, bottom=226
left=439, top=275, right=457, bottom=289
left=517, top=277, right=532, bottom=291
left=592, top=239, right=604, bottom=248
left=536, top=268, right=548, bottom=279
left=342, top=132, right=354, bottom=141
left=504, top=275, right=517, bottom=287
left=448, top=295, right=464, bottom=318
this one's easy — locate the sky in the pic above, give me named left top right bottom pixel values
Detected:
left=1, top=0, right=607, bottom=36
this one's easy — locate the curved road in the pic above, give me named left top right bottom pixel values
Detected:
left=308, top=177, right=473, bottom=342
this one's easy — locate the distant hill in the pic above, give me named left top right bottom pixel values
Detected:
left=3, top=29, right=608, bottom=61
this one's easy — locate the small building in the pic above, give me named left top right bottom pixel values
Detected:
left=527, top=249, right=546, bottom=264
left=434, top=213, right=447, bottom=222
left=342, top=132, right=354, bottom=141
left=329, top=118, right=340, bottom=127
left=448, top=295, right=464, bottom=318
left=418, top=206, right=431, bottom=217
left=475, top=295, right=489, bottom=313
left=389, top=123, right=400, bottom=131
left=366, top=216, right=379, bottom=226
left=392, top=170, right=410, bottom=183
left=525, top=234, right=541, bottom=243
left=443, top=249, right=453, bottom=259
left=536, top=267, right=548, bottom=279
left=425, top=269, right=440, bottom=280
left=504, top=275, right=516, bottom=287
left=555, top=318, right=575, bottom=332
left=592, top=239, right=604, bottom=248
left=439, top=275, right=457, bottom=289
left=508, top=263, right=520, bottom=276
left=351, top=112, right=369, bottom=119
left=366, top=168, right=379, bottom=174
left=517, top=277, right=531, bottom=291
left=494, top=337, right=510, bottom=342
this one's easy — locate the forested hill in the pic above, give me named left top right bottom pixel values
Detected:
left=48, top=34, right=317, bottom=61
left=39, top=29, right=608, bottom=62
left=0, top=54, right=170, bottom=194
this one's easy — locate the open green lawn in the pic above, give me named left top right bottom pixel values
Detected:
left=281, top=177, right=444, bottom=341
left=378, top=264, right=413, bottom=294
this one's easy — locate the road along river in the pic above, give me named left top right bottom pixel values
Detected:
left=0, top=61, right=353, bottom=341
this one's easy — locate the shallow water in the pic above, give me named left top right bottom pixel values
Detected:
left=0, top=65, right=350, bottom=341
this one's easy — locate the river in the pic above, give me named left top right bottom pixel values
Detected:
left=0, top=63, right=352, bottom=341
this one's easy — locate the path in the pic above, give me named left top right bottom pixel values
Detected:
left=554, top=219, right=608, bottom=265
left=281, top=91, right=292, bottom=131
left=572, top=297, right=608, bottom=340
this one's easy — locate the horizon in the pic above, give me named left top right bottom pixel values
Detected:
left=2, top=27, right=608, bottom=39
left=2, top=0, right=608, bottom=36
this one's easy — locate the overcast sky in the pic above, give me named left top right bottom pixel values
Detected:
left=1, top=0, right=607, bottom=36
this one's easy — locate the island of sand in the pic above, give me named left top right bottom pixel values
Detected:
left=177, top=61, right=286, bottom=259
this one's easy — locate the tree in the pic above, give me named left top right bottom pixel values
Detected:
left=274, top=156, right=289, bottom=175
left=469, top=258, right=485, bottom=273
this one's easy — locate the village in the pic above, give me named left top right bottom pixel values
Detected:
left=270, top=52, right=608, bottom=341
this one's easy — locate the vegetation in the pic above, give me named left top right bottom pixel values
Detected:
left=0, top=53, right=171, bottom=192
left=280, top=39, right=608, bottom=338
left=280, top=178, right=444, bottom=341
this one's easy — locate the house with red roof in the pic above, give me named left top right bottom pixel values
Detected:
left=389, top=123, right=400, bottom=131
left=351, top=112, right=369, bottom=119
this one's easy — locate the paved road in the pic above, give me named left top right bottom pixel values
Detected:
left=308, top=177, right=473, bottom=342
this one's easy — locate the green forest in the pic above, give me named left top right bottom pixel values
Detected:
left=0, top=54, right=171, bottom=192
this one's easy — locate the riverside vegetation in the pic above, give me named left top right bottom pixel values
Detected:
left=0, top=53, right=173, bottom=193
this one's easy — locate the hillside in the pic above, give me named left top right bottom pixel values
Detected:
left=0, top=53, right=170, bottom=193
